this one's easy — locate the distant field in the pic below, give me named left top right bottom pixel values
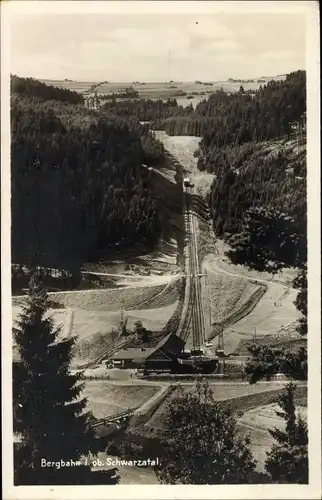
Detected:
left=38, top=78, right=281, bottom=101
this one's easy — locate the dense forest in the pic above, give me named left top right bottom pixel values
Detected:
left=99, top=71, right=305, bottom=150
left=101, top=72, right=306, bottom=149
left=151, top=71, right=305, bottom=143
left=208, top=144, right=306, bottom=240
left=201, top=71, right=306, bottom=242
left=11, top=71, right=306, bottom=277
left=102, top=97, right=193, bottom=121
left=11, top=78, right=164, bottom=274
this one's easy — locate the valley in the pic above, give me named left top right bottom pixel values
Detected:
left=11, top=70, right=308, bottom=486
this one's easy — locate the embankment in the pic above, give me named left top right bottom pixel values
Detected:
left=12, top=283, right=170, bottom=312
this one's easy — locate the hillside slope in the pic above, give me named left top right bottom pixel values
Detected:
left=203, top=252, right=301, bottom=353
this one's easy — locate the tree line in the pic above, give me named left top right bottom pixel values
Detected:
left=11, top=75, right=84, bottom=105
left=99, top=87, right=139, bottom=99
left=102, top=97, right=193, bottom=121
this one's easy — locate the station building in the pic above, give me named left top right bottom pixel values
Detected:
left=108, top=333, right=185, bottom=371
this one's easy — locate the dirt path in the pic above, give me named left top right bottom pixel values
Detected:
left=82, top=271, right=175, bottom=281
left=205, top=255, right=290, bottom=289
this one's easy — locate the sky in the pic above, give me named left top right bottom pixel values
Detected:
left=9, top=10, right=306, bottom=82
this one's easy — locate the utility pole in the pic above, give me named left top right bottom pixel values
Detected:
left=207, top=275, right=212, bottom=329
left=167, top=49, right=171, bottom=82
left=253, top=327, right=257, bottom=342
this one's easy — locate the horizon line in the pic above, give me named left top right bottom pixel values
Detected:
left=12, top=72, right=296, bottom=86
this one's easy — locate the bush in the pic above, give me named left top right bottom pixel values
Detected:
left=245, top=345, right=307, bottom=384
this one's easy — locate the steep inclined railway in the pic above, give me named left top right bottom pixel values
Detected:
left=180, top=183, right=206, bottom=350
left=147, top=133, right=299, bottom=356
left=152, top=134, right=207, bottom=351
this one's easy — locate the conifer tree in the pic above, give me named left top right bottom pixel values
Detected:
left=119, top=309, right=130, bottom=337
left=13, top=275, right=118, bottom=485
left=133, top=320, right=151, bottom=343
left=265, top=383, right=308, bottom=483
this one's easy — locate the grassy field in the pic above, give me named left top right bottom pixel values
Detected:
left=221, top=282, right=301, bottom=354
left=135, top=276, right=181, bottom=309
left=206, top=272, right=265, bottom=326
left=239, top=401, right=307, bottom=432
left=40, top=79, right=94, bottom=93
left=66, top=301, right=177, bottom=366
left=237, top=398, right=307, bottom=472
left=83, top=381, right=160, bottom=419
left=12, top=283, right=179, bottom=367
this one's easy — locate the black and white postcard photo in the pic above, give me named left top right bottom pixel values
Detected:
left=1, top=1, right=321, bottom=499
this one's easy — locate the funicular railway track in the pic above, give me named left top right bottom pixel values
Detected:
left=180, top=182, right=206, bottom=350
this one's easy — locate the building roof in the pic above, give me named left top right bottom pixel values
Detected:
left=110, top=347, right=156, bottom=361
left=109, top=333, right=185, bottom=361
